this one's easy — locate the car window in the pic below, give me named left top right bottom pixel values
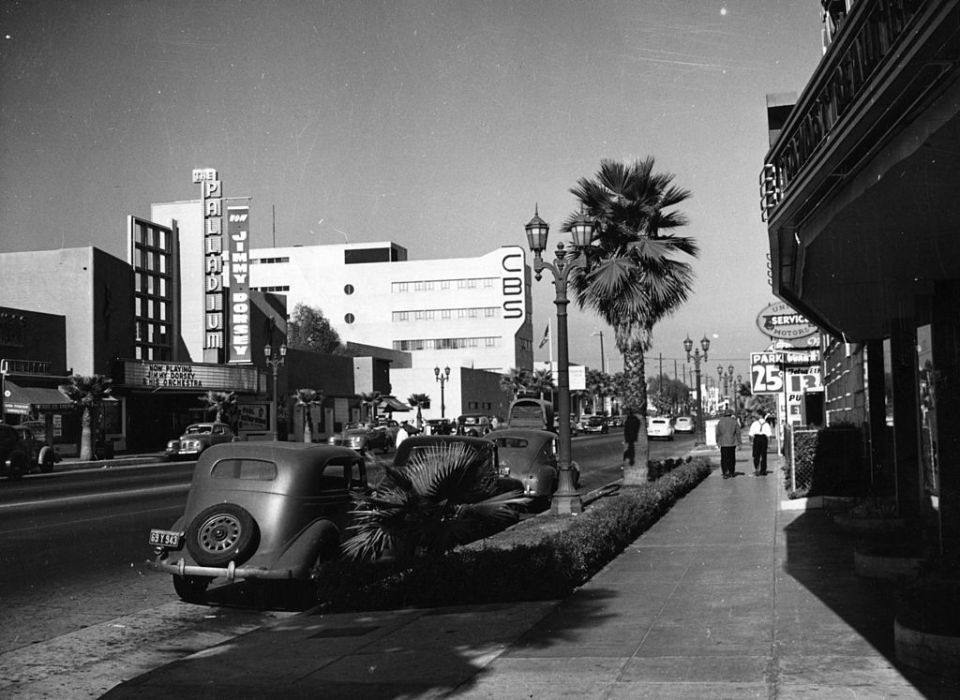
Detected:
left=493, top=437, right=528, bottom=449
left=211, top=458, right=277, bottom=480
left=321, top=461, right=350, bottom=490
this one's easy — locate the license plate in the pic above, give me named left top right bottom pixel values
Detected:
left=149, top=529, right=183, bottom=549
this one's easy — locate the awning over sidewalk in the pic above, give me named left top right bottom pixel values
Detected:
left=379, top=396, right=411, bottom=412
left=2, top=381, right=74, bottom=415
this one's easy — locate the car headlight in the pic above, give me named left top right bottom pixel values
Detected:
left=166, top=440, right=179, bottom=450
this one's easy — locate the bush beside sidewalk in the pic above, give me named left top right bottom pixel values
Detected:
left=313, top=457, right=712, bottom=613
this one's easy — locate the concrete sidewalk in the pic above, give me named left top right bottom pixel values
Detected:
left=103, top=448, right=956, bottom=699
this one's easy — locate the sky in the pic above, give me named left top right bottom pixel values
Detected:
left=0, top=0, right=824, bottom=384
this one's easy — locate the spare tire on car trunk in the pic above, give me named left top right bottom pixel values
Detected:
left=185, top=503, right=259, bottom=567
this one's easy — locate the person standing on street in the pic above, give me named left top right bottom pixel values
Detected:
left=715, top=408, right=741, bottom=479
left=748, top=413, right=773, bottom=476
left=622, top=408, right=641, bottom=468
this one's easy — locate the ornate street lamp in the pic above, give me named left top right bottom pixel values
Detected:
left=434, top=365, right=451, bottom=418
left=683, top=335, right=710, bottom=445
left=524, top=205, right=595, bottom=515
left=264, top=342, right=287, bottom=439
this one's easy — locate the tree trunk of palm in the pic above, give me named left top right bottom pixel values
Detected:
left=622, top=345, right=649, bottom=485
left=79, top=407, right=94, bottom=461
left=303, top=406, right=313, bottom=443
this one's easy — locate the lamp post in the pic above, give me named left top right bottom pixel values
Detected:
left=591, top=330, right=605, bottom=416
left=525, top=206, right=594, bottom=515
left=683, top=335, right=710, bottom=445
left=434, top=366, right=451, bottom=418
left=264, top=343, right=286, bottom=439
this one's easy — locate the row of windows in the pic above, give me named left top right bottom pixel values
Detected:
left=393, top=336, right=501, bottom=352
left=137, top=297, right=169, bottom=322
left=392, top=307, right=498, bottom=322
left=252, top=285, right=291, bottom=293
left=135, top=272, right=169, bottom=297
left=135, top=321, right=170, bottom=345
left=135, top=345, right=172, bottom=361
left=392, top=277, right=496, bottom=293
left=132, top=222, right=170, bottom=250
left=251, top=257, right=290, bottom=264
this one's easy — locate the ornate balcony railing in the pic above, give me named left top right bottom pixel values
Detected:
left=760, top=0, right=929, bottom=222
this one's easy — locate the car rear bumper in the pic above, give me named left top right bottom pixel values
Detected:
left=148, top=556, right=302, bottom=581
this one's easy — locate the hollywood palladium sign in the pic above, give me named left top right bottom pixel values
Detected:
left=192, top=168, right=251, bottom=364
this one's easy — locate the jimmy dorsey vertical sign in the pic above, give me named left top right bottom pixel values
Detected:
left=227, top=204, right=251, bottom=363
left=194, top=168, right=225, bottom=361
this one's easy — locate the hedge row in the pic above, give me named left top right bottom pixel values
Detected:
left=313, top=457, right=711, bottom=612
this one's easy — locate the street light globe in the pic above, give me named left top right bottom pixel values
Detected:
left=524, top=206, right=550, bottom=254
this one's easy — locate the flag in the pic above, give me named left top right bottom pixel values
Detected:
left=538, top=323, right=550, bottom=349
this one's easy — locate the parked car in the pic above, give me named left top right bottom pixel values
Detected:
left=392, top=435, right=523, bottom=500
left=166, top=422, right=236, bottom=460
left=506, top=398, right=555, bottom=431
left=456, top=413, right=495, bottom=437
left=0, top=423, right=57, bottom=479
left=424, top=418, right=454, bottom=435
left=327, top=422, right=393, bottom=453
left=581, top=415, right=609, bottom=434
left=148, top=442, right=368, bottom=602
left=647, top=416, right=675, bottom=441
left=486, top=428, right=580, bottom=511
left=674, top=416, right=695, bottom=434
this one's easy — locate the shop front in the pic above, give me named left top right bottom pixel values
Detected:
left=112, top=359, right=263, bottom=451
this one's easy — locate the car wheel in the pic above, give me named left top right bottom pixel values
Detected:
left=6, top=450, right=29, bottom=480
left=185, top=503, right=260, bottom=567
left=173, top=574, right=211, bottom=603
left=38, top=446, right=56, bottom=474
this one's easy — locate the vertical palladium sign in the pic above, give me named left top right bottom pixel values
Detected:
left=194, top=168, right=224, bottom=359
left=227, top=205, right=251, bottom=363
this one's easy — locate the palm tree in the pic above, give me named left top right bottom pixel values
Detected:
left=60, top=374, right=113, bottom=461
left=407, top=393, right=431, bottom=431
left=499, top=367, right=531, bottom=399
left=341, top=440, right=526, bottom=563
left=529, top=367, right=554, bottom=401
left=567, top=158, right=698, bottom=485
left=198, top=390, right=237, bottom=426
left=357, top=391, right=381, bottom=424
left=292, top=388, right=323, bottom=442
left=585, top=367, right=606, bottom=415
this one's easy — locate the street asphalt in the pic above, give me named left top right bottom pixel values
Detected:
left=93, top=444, right=959, bottom=698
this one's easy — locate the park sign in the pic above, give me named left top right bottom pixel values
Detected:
left=755, top=300, right=817, bottom=342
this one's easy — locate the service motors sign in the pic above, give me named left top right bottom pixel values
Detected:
left=755, top=300, right=817, bottom=341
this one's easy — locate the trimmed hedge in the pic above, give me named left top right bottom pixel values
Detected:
left=313, top=457, right=711, bottom=612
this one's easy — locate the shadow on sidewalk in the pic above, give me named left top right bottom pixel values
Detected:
left=781, top=509, right=958, bottom=697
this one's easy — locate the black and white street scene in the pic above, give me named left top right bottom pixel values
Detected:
left=2, top=1, right=960, bottom=697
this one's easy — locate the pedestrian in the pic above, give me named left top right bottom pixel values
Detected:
left=622, top=408, right=641, bottom=467
left=748, top=413, right=773, bottom=476
left=395, top=421, right=412, bottom=449
left=715, top=408, right=741, bottom=479
left=490, top=415, right=500, bottom=431
left=455, top=416, right=466, bottom=436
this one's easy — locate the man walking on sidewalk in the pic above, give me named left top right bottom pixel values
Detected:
left=748, top=413, right=773, bottom=475
left=715, top=408, right=741, bottom=479
left=622, top=408, right=641, bottom=467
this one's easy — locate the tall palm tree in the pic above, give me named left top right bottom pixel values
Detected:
left=530, top=367, right=554, bottom=401
left=407, top=393, right=431, bottom=431
left=499, top=367, right=531, bottom=399
left=292, top=388, right=323, bottom=443
left=567, top=158, right=698, bottom=485
left=357, top=391, right=381, bottom=424
left=585, top=368, right=607, bottom=415
left=60, top=374, right=113, bottom=461
left=198, top=390, right=237, bottom=425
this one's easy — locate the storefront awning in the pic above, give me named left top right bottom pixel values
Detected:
left=2, top=381, right=74, bottom=415
left=379, top=396, right=411, bottom=412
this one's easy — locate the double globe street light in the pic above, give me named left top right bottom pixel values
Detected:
left=683, top=335, right=710, bottom=445
left=434, top=365, right=451, bottom=419
left=264, top=342, right=287, bottom=439
left=524, top=206, right=595, bottom=515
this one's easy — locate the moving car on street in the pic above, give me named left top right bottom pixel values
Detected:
left=165, top=422, right=235, bottom=460
left=674, top=416, right=695, bottom=434
left=0, top=423, right=57, bottom=479
left=581, top=415, right=609, bottom=434
left=148, top=442, right=368, bottom=602
left=647, top=416, right=675, bottom=441
left=328, top=422, right=394, bottom=454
